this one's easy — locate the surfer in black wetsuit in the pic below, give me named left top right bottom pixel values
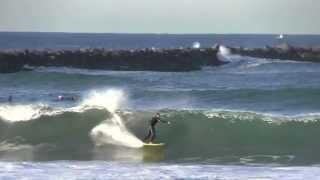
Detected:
left=144, top=113, right=170, bottom=143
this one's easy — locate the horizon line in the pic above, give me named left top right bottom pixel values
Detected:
left=0, top=31, right=319, bottom=36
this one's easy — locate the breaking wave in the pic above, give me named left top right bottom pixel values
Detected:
left=1, top=97, right=320, bottom=163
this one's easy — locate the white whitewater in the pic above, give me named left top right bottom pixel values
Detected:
left=0, top=104, right=50, bottom=122
left=82, top=89, right=143, bottom=148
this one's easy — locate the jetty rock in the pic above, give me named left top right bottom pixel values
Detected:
left=229, top=43, right=320, bottom=62
left=0, top=48, right=224, bottom=73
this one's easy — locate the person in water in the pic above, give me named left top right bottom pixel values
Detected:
left=8, top=95, right=12, bottom=102
left=144, top=113, right=170, bottom=143
left=57, top=95, right=77, bottom=101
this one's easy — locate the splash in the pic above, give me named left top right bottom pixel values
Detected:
left=218, top=45, right=231, bottom=56
left=81, top=90, right=126, bottom=112
left=83, top=89, right=143, bottom=148
left=192, top=42, right=201, bottom=49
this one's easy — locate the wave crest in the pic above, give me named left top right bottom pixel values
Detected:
left=1, top=101, right=320, bottom=162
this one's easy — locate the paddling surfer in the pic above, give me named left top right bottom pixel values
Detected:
left=56, top=95, right=77, bottom=101
left=144, top=113, right=170, bottom=143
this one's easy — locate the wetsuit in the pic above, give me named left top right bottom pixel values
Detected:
left=144, top=116, right=167, bottom=142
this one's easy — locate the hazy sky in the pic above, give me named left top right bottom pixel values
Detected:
left=0, top=0, right=319, bottom=34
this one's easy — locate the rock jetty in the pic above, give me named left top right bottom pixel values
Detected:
left=1, top=44, right=320, bottom=73
left=0, top=48, right=223, bottom=73
left=229, top=43, right=320, bottom=62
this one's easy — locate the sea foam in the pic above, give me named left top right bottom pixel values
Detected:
left=83, top=89, right=143, bottom=148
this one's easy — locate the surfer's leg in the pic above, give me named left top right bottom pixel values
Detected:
left=144, top=127, right=152, bottom=141
left=150, top=126, right=156, bottom=142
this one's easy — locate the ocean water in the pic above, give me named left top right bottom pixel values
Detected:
left=1, top=32, right=320, bottom=179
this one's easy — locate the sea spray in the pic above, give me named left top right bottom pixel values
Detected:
left=82, top=89, right=143, bottom=148
left=219, top=45, right=231, bottom=56
left=216, top=45, right=232, bottom=62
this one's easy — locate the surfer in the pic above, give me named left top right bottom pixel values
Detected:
left=56, top=95, right=77, bottom=101
left=8, top=95, right=12, bottom=102
left=144, top=113, right=170, bottom=143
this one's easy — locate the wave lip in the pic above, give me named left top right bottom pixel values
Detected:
left=0, top=104, right=54, bottom=122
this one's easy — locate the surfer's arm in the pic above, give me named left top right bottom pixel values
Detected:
left=159, top=119, right=171, bottom=125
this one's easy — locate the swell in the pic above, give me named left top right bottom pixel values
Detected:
left=0, top=108, right=108, bottom=145
left=0, top=107, right=110, bottom=161
left=2, top=70, right=320, bottom=109
left=127, top=110, right=320, bottom=163
left=131, top=88, right=320, bottom=113
left=1, top=108, right=320, bottom=163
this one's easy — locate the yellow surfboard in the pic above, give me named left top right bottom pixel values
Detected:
left=143, top=143, right=165, bottom=161
left=143, top=143, right=165, bottom=147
